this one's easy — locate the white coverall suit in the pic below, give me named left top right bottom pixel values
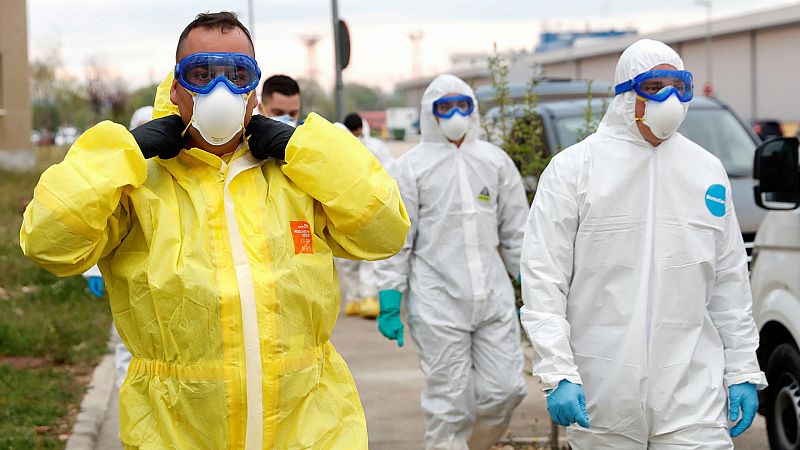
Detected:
left=374, top=74, right=528, bottom=449
left=520, top=40, right=767, bottom=449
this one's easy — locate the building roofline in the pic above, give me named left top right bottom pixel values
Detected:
left=529, top=3, right=800, bottom=65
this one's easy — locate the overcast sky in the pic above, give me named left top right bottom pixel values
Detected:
left=27, top=0, right=800, bottom=92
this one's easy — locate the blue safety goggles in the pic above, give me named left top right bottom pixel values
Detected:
left=614, top=69, right=693, bottom=102
left=174, top=52, right=261, bottom=95
left=432, top=95, right=475, bottom=119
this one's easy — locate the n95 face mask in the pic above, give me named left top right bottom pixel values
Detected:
left=639, top=90, right=688, bottom=140
left=439, top=114, right=470, bottom=142
left=270, top=114, right=298, bottom=128
left=191, top=83, right=248, bottom=146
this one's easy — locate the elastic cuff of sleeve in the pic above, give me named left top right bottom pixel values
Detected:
left=379, top=290, right=402, bottom=310
left=726, top=372, right=768, bottom=390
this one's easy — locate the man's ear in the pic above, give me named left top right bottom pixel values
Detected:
left=247, top=91, right=258, bottom=111
left=170, top=79, right=179, bottom=105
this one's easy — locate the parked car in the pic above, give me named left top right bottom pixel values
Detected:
left=475, top=79, right=612, bottom=110
left=54, top=126, right=79, bottom=147
left=752, top=119, right=784, bottom=141
left=30, top=130, right=42, bottom=146
left=485, top=95, right=766, bottom=258
left=750, top=136, right=800, bottom=450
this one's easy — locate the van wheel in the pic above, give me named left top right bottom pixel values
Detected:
left=767, top=343, right=800, bottom=450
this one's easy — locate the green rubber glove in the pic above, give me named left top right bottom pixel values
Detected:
left=378, top=290, right=404, bottom=347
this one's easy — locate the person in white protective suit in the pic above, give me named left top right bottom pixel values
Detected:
left=520, top=39, right=767, bottom=449
left=344, top=112, right=394, bottom=166
left=374, top=74, right=528, bottom=450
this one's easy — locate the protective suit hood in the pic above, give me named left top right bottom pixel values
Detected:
left=421, top=74, right=480, bottom=144
left=154, top=72, right=181, bottom=119
left=598, top=39, right=685, bottom=145
left=361, top=117, right=371, bottom=137
left=129, top=106, right=155, bottom=130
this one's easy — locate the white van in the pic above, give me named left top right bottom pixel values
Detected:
left=750, top=136, right=800, bottom=450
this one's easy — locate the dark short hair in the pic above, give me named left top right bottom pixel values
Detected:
left=261, top=75, right=301, bottom=101
left=176, top=12, right=254, bottom=60
left=343, top=113, right=363, bottom=132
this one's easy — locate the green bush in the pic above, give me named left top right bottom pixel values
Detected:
left=481, top=45, right=550, bottom=203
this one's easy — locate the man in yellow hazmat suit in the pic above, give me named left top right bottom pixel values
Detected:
left=20, top=11, right=409, bottom=450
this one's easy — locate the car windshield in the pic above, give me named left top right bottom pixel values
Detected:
left=554, top=107, right=757, bottom=177
left=678, top=109, right=757, bottom=177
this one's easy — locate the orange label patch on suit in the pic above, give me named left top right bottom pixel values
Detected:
left=290, top=221, right=314, bottom=254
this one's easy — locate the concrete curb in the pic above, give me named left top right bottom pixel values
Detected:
left=65, top=330, right=118, bottom=450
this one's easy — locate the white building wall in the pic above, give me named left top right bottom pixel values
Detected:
left=754, top=23, right=800, bottom=122
left=542, top=61, right=578, bottom=79
left=576, top=54, right=619, bottom=85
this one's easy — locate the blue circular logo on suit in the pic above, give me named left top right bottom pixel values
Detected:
left=705, top=184, right=727, bottom=217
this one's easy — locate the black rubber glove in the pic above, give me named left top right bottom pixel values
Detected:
left=245, top=115, right=295, bottom=160
left=130, top=115, right=187, bottom=159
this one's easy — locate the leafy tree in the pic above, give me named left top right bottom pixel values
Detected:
left=575, top=80, right=608, bottom=143
left=344, top=83, right=388, bottom=112
left=30, top=50, right=91, bottom=133
left=481, top=44, right=549, bottom=203
left=121, top=84, right=159, bottom=125
left=84, top=58, right=129, bottom=124
left=297, top=78, right=335, bottom=120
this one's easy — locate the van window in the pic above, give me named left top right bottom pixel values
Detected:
left=551, top=106, right=757, bottom=177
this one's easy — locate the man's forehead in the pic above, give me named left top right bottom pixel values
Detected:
left=178, top=27, right=255, bottom=61
left=264, top=92, right=300, bottom=107
left=649, top=63, right=678, bottom=71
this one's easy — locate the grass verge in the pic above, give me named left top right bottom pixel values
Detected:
left=0, top=148, right=112, bottom=449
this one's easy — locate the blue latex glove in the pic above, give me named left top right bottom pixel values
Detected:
left=378, top=290, right=404, bottom=348
left=729, top=383, right=758, bottom=437
left=546, top=379, right=590, bottom=428
left=88, top=276, right=104, bottom=298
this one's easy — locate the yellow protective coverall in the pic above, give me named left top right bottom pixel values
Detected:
left=20, top=77, right=410, bottom=449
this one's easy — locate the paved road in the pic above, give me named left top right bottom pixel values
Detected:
left=333, top=313, right=554, bottom=449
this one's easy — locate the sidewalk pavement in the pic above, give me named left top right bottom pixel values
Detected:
left=65, top=326, right=119, bottom=450
left=78, top=313, right=771, bottom=449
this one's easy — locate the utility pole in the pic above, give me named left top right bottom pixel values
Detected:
left=696, top=0, right=713, bottom=96
left=331, top=0, right=344, bottom=121
left=247, top=0, right=255, bottom=44
left=300, top=34, right=321, bottom=81
left=408, top=30, right=425, bottom=79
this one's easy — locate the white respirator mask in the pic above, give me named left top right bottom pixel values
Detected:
left=439, top=114, right=470, bottom=142
left=637, top=91, right=688, bottom=140
left=270, top=114, right=298, bottom=128
left=190, top=83, right=250, bottom=146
